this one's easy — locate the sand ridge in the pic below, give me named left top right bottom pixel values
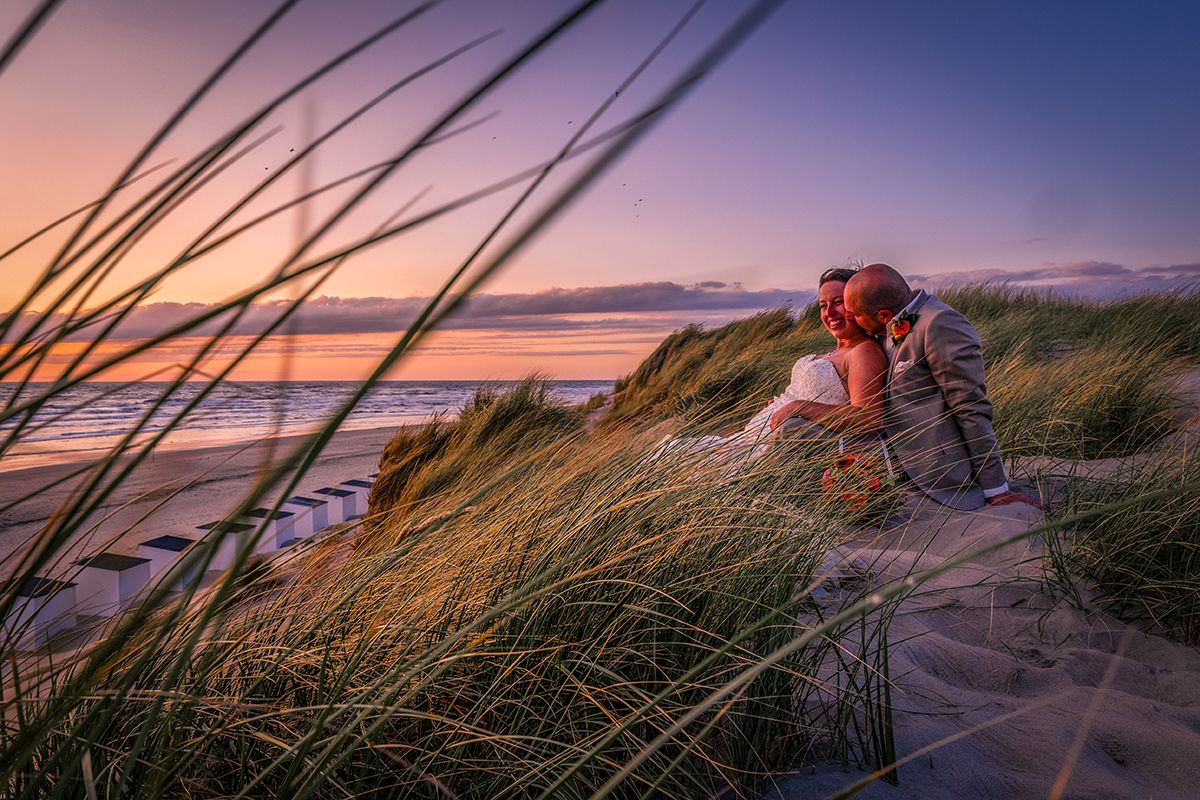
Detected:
left=769, top=495, right=1200, bottom=799
left=5, top=402, right=1198, bottom=797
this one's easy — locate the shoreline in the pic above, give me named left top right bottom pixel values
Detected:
left=0, top=425, right=414, bottom=573
left=0, top=379, right=615, bottom=475
left=0, top=415, right=434, bottom=475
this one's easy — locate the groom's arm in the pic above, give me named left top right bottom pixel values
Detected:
left=771, top=346, right=887, bottom=434
left=923, top=310, right=1009, bottom=494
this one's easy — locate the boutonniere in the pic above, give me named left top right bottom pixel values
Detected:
left=889, top=311, right=918, bottom=346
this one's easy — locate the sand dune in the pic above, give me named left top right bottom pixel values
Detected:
left=6, top=394, right=1198, bottom=797
left=770, top=494, right=1200, bottom=799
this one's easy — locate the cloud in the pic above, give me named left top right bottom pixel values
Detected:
left=908, top=261, right=1200, bottom=298
left=452, top=281, right=796, bottom=316
left=1143, top=262, right=1200, bottom=275
left=5, top=282, right=810, bottom=344
left=5, top=263, right=1196, bottom=349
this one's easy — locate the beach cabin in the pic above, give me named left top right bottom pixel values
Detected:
left=283, top=495, right=328, bottom=539
left=241, top=507, right=297, bottom=552
left=137, top=534, right=203, bottom=591
left=338, top=479, right=373, bottom=513
left=72, top=553, right=152, bottom=616
left=2, top=577, right=76, bottom=648
left=314, top=486, right=359, bottom=521
left=194, top=520, right=257, bottom=572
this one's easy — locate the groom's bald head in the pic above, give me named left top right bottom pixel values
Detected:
left=843, top=263, right=914, bottom=335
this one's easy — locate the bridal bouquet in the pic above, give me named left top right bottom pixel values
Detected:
left=821, top=453, right=895, bottom=520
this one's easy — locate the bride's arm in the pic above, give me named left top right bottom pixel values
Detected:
left=769, top=345, right=886, bottom=434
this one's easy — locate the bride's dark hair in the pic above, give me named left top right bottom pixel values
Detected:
left=818, top=266, right=858, bottom=286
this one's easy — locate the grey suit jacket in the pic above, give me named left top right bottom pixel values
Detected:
left=885, top=291, right=1007, bottom=510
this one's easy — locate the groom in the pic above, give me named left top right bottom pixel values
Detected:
left=843, top=264, right=1038, bottom=510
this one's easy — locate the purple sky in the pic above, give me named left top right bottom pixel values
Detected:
left=2, top=0, right=1198, bottom=379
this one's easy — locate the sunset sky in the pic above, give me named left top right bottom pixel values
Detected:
left=2, top=0, right=1198, bottom=381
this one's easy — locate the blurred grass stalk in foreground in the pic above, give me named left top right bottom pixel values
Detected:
left=3, top=1, right=1199, bottom=796
left=3, top=2, right=899, bottom=797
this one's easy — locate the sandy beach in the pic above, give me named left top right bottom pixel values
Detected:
left=0, top=426, right=408, bottom=576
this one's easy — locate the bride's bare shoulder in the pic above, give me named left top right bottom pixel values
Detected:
left=846, top=339, right=887, bottom=371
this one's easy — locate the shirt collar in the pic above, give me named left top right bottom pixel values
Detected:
left=895, top=290, right=922, bottom=319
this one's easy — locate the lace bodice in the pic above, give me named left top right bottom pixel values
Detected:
left=779, top=355, right=848, bottom=406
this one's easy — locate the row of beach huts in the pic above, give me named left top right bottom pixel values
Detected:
left=3, top=475, right=377, bottom=650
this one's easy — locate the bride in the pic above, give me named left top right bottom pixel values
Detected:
left=660, top=267, right=893, bottom=471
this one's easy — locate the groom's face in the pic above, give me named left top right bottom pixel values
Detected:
left=843, top=286, right=889, bottom=336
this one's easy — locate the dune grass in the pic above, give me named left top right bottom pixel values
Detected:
left=987, top=342, right=1183, bottom=460
left=938, top=284, right=1200, bottom=363
left=1046, top=439, right=1200, bottom=644
left=367, top=377, right=587, bottom=519
left=4, top=384, right=905, bottom=797
left=610, top=308, right=830, bottom=430
left=610, top=284, right=1196, bottom=460
left=606, top=283, right=1200, bottom=647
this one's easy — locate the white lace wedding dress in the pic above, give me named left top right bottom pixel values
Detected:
left=740, top=355, right=849, bottom=444
left=657, top=355, right=893, bottom=469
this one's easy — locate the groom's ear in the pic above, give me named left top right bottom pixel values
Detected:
left=877, top=309, right=895, bottom=326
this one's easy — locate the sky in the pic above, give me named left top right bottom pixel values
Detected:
left=1, top=0, right=1198, bottom=381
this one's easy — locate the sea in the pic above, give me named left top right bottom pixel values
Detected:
left=0, top=380, right=614, bottom=473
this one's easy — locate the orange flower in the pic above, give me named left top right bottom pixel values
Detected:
left=842, top=492, right=867, bottom=511
left=822, top=452, right=886, bottom=515
left=890, top=311, right=918, bottom=345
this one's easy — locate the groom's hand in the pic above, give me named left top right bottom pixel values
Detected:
left=770, top=401, right=804, bottom=431
left=986, top=491, right=1042, bottom=509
